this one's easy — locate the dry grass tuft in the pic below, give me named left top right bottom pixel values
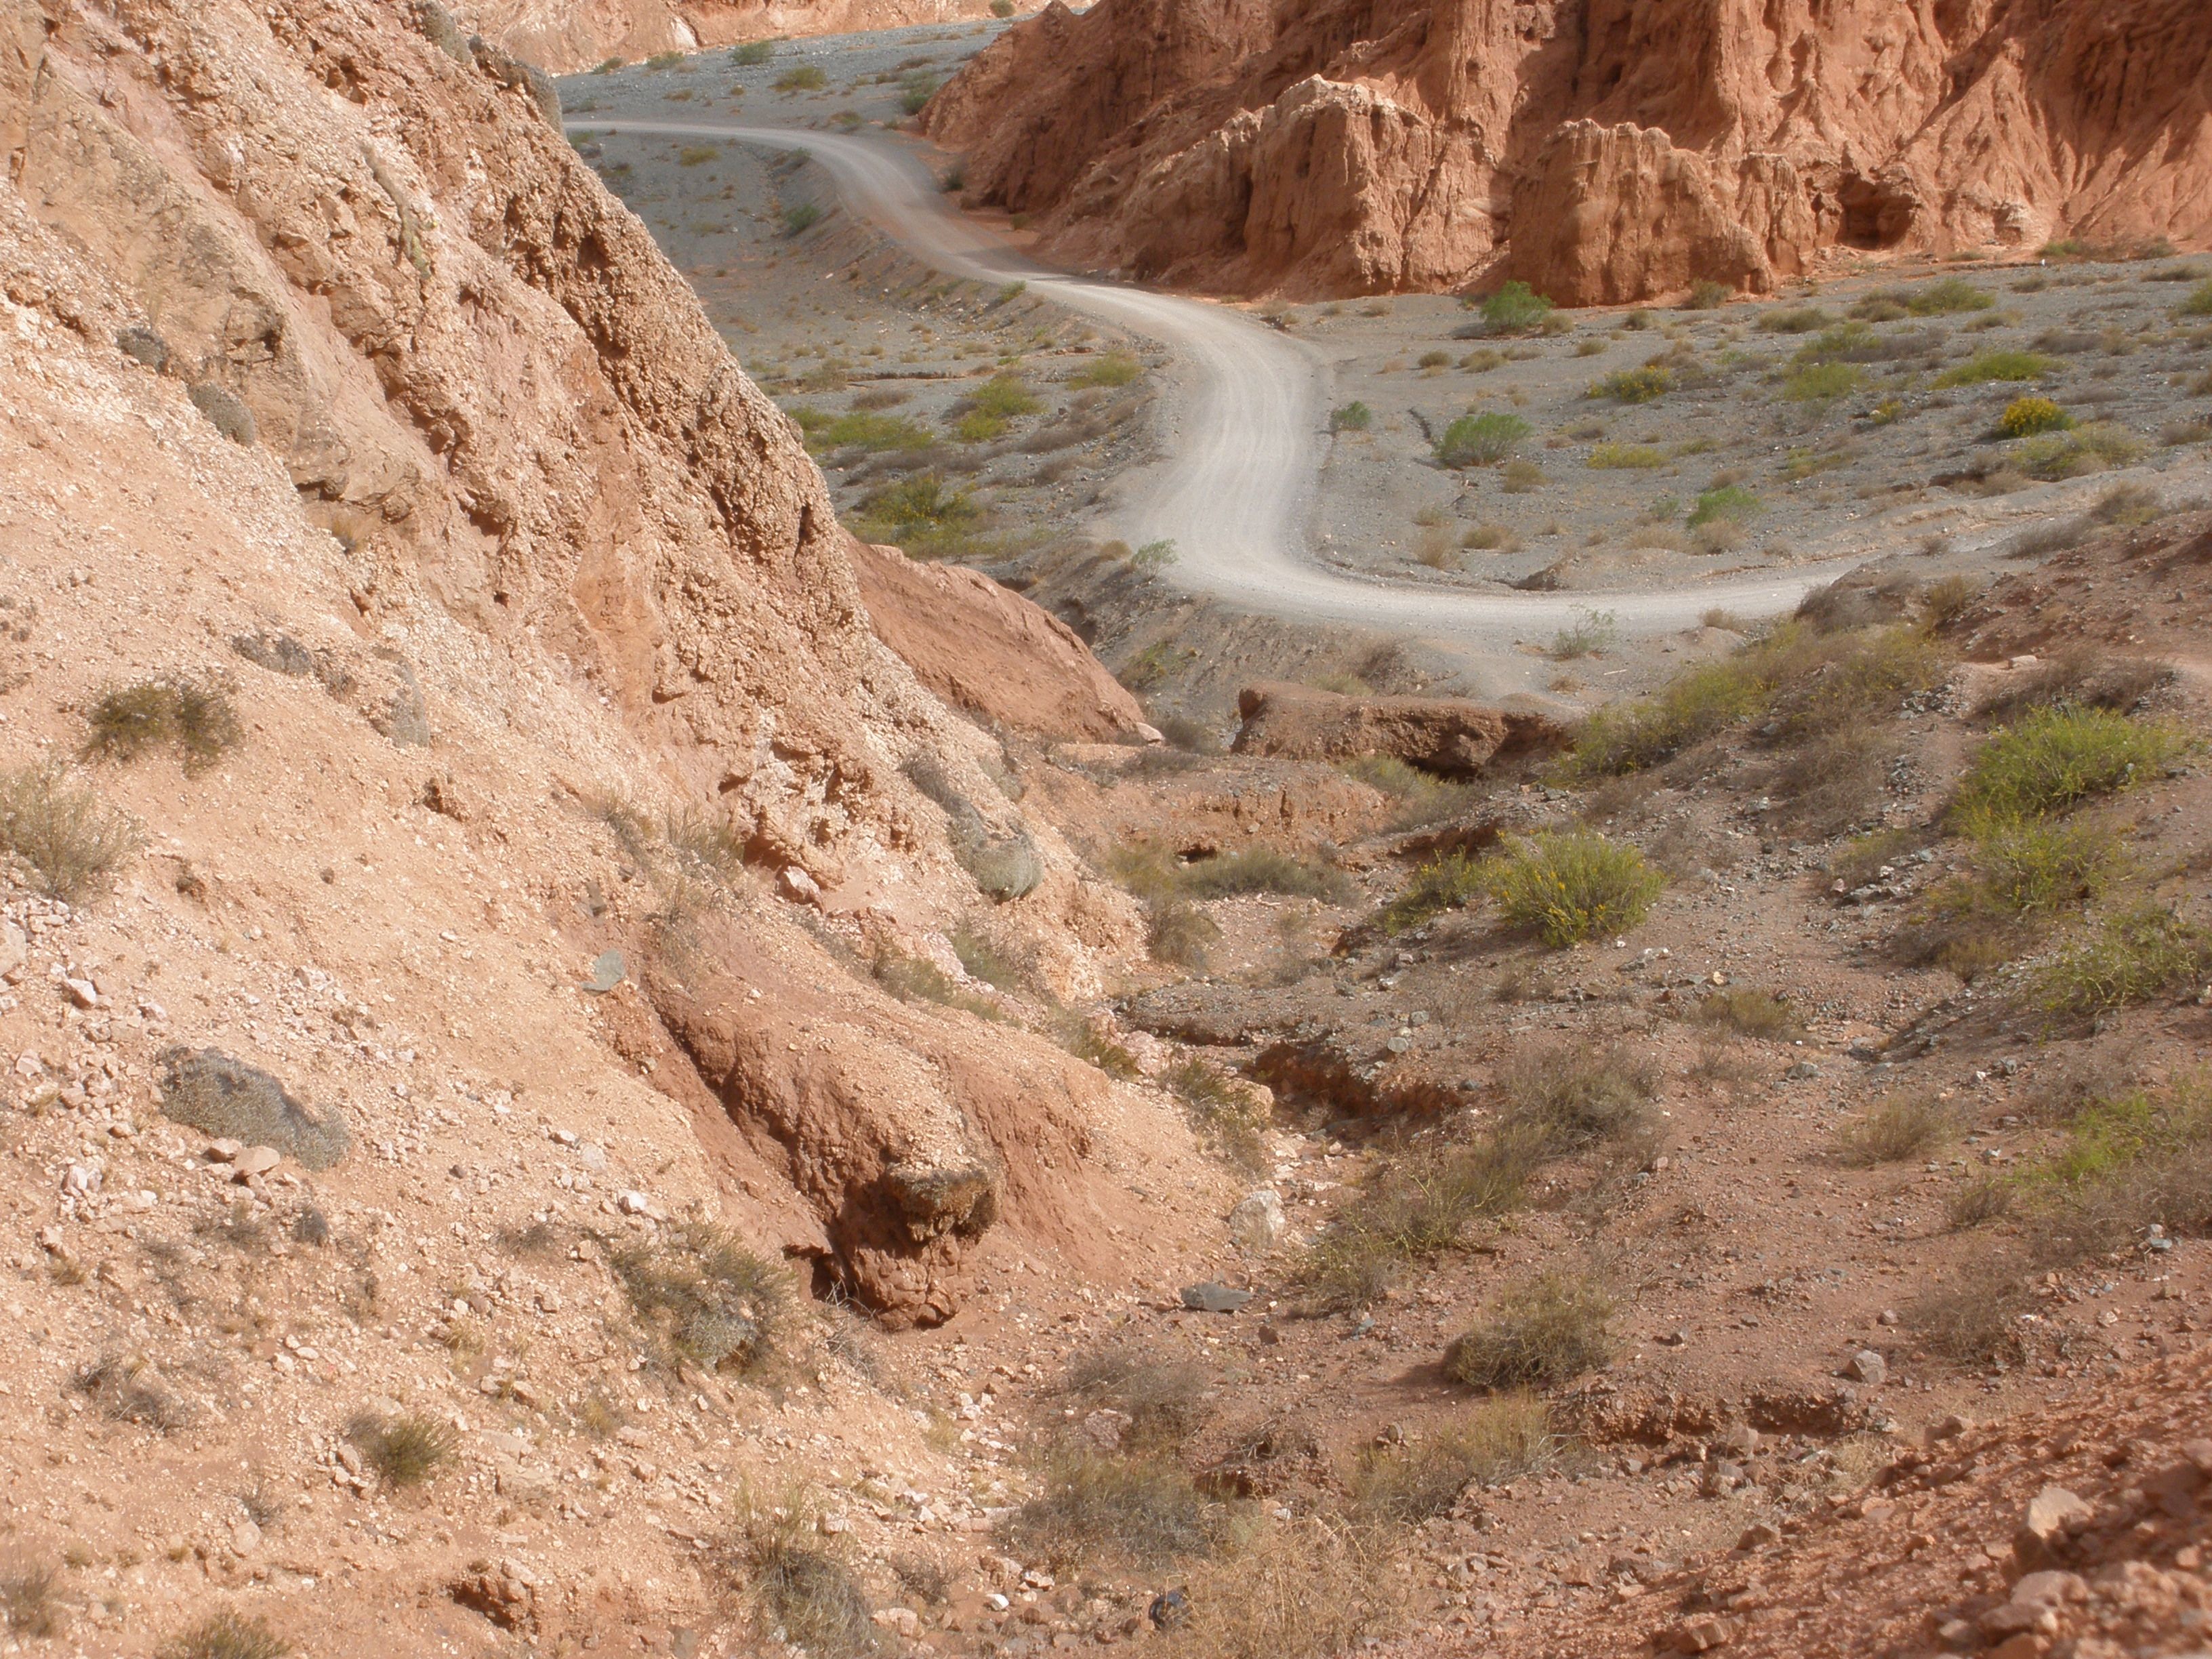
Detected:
left=1002, top=1448, right=1229, bottom=1570
left=1496, top=1036, right=1657, bottom=1151
left=1835, top=1096, right=1954, bottom=1166
left=346, top=1410, right=457, bottom=1488
left=610, top=1223, right=792, bottom=1374
left=1687, top=987, right=1801, bottom=1041
left=1061, top=1345, right=1215, bottom=1450
left=83, top=679, right=241, bottom=771
left=0, top=1553, right=60, bottom=1637
left=0, top=762, right=140, bottom=900
left=1443, top=1269, right=1614, bottom=1389
left=1299, top=1130, right=1538, bottom=1310
left=1349, top=1393, right=1555, bottom=1521
left=157, top=1611, right=291, bottom=1659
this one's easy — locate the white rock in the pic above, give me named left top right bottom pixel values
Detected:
left=231, top=1521, right=262, bottom=1555
left=232, top=1145, right=282, bottom=1180
left=1227, top=1187, right=1287, bottom=1250
left=779, top=865, right=823, bottom=906
left=619, top=1190, right=650, bottom=1216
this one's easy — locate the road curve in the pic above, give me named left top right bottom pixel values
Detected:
left=575, top=119, right=1867, bottom=651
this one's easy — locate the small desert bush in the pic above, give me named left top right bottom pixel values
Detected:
left=1683, top=279, right=1730, bottom=310
left=872, top=950, right=1007, bottom=1021
left=1689, top=987, right=1799, bottom=1040
left=1436, top=411, right=1531, bottom=466
left=1834, top=1095, right=1953, bottom=1166
left=2173, top=279, right=2212, bottom=319
left=1380, top=851, right=1485, bottom=932
left=1299, top=1130, right=1538, bottom=1310
left=1784, top=361, right=1860, bottom=401
left=1946, top=1173, right=2017, bottom=1231
left=1901, top=277, right=1996, bottom=316
left=346, top=1410, right=457, bottom=1488
left=160, top=1047, right=352, bottom=1167
left=1496, top=1036, right=1656, bottom=1151
left=1950, top=706, right=2186, bottom=830
left=1500, top=457, right=1545, bottom=492
left=0, top=762, right=140, bottom=899
left=1005, top=1450, right=1227, bottom=1570
left=0, top=1554, right=60, bottom=1637
left=609, top=1223, right=791, bottom=1374
left=2015, top=1080, right=2212, bottom=1262
left=2032, top=905, right=2211, bottom=1021
left=1687, top=484, right=1761, bottom=527
left=966, top=371, right=1040, bottom=418
left=731, top=39, right=775, bottom=64
left=1550, top=609, right=1618, bottom=659
left=1587, top=442, right=1665, bottom=468
left=1118, top=844, right=1349, bottom=904
left=1591, top=365, right=1672, bottom=403
left=1165, top=1521, right=1388, bottom=1659
left=794, top=407, right=929, bottom=451
left=773, top=62, right=825, bottom=90
left=1061, top=1345, right=1214, bottom=1450
left=84, top=678, right=241, bottom=770
left=157, top=1612, right=291, bottom=1659
left=2015, top=422, right=2142, bottom=480
left=1474, top=281, right=1555, bottom=335
left=735, top=1508, right=886, bottom=1659
left=1350, top=1394, right=1555, bottom=1521
left=1147, top=899, right=1221, bottom=968
left=1933, top=349, right=2056, bottom=387
left=781, top=201, right=823, bottom=235
left=1070, top=351, right=1141, bottom=388
left=1978, top=649, right=2171, bottom=723
left=1166, top=1057, right=1270, bottom=1172
left=1328, top=401, right=1372, bottom=433
left=1971, top=819, right=2126, bottom=913
left=1443, top=1269, right=1614, bottom=1389
left=2000, top=396, right=2070, bottom=437
left=1908, top=1265, right=2030, bottom=1367
left=1485, top=830, right=1662, bottom=945
left=1759, top=306, right=1833, bottom=333
left=1341, top=754, right=1474, bottom=830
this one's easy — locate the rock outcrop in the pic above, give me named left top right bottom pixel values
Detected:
left=850, top=538, right=1149, bottom=742
left=0, top=0, right=1176, bottom=1328
left=924, top=0, right=2212, bottom=302
left=1231, top=681, right=1562, bottom=775
left=451, top=0, right=1031, bottom=75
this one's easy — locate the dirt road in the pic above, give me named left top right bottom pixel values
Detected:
left=579, top=119, right=1868, bottom=655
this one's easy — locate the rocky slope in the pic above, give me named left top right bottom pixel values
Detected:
left=452, top=0, right=1027, bottom=75
left=923, top=0, right=2212, bottom=302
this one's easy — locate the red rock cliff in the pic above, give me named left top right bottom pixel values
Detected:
left=924, top=0, right=2212, bottom=302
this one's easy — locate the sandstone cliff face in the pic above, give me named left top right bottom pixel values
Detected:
left=451, top=0, right=1025, bottom=75
left=0, top=0, right=1180, bottom=1326
left=925, top=0, right=2212, bottom=302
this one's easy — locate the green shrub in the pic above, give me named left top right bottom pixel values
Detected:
left=0, top=762, right=140, bottom=899
left=1586, top=442, right=1664, bottom=469
left=1418, top=349, right=1452, bottom=369
left=1683, top=279, right=1730, bottom=310
left=1443, top=1270, right=1613, bottom=1389
left=873, top=951, right=1007, bottom=1021
left=855, top=474, right=977, bottom=542
left=1436, top=411, right=1531, bottom=466
left=781, top=201, right=823, bottom=235
left=1591, top=365, right=1672, bottom=403
left=1382, top=852, right=1486, bottom=932
left=991, top=0, right=1016, bottom=13
left=1904, top=277, right=1996, bottom=315
left=1759, top=306, right=1833, bottom=334
left=1328, top=401, right=1372, bottom=433
left=609, top=1223, right=792, bottom=1374
left=967, top=372, right=1040, bottom=418
left=773, top=63, right=826, bottom=91
left=346, top=1410, right=457, bottom=1488
left=1475, top=281, right=1555, bottom=335
left=1950, top=706, right=2186, bottom=830
left=1500, top=457, right=1545, bottom=492
left=1070, top=352, right=1141, bottom=388
left=798, top=408, right=929, bottom=452
left=1784, top=361, right=1860, bottom=401
left=731, top=39, right=775, bottom=64
left=1569, top=657, right=1765, bottom=775
left=2000, top=396, right=2070, bottom=437
left=1483, top=830, right=1662, bottom=946
left=1971, top=820, right=2126, bottom=913
left=1176, top=845, right=1348, bottom=901
left=1164, top=1057, right=1269, bottom=1172
left=2034, top=906, right=2211, bottom=1021
left=84, top=679, right=241, bottom=770
left=2175, top=279, right=2212, bottom=319
left=1933, top=349, right=2056, bottom=387
left=2015, top=421, right=2141, bottom=480
left=1549, top=609, right=1617, bottom=659
left=1687, top=484, right=1761, bottom=527
left=644, top=50, right=684, bottom=68
left=899, top=68, right=941, bottom=114
left=1350, top=1395, right=1555, bottom=1520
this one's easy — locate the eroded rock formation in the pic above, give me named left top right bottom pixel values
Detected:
left=451, top=0, right=1028, bottom=75
left=924, top=0, right=2212, bottom=302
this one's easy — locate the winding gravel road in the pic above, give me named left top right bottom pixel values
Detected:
left=578, top=120, right=1864, bottom=651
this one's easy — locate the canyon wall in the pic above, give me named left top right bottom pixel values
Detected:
left=452, top=0, right=1029, bottom=74
left=924, top=0, right=2212, bottom=302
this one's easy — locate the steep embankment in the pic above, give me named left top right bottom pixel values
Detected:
left=452, top=0, right=1029, bottom=75
left=923, top=0, right=2212, bottom=302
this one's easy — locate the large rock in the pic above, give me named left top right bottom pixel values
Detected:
left=849, top=537, right=1147, bottom=743
left=926, top=0, right=2212, bottom=302
left=1231, top=680, right=1560, bottom=776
